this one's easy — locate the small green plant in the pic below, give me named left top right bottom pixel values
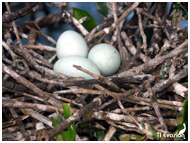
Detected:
left=52, top=103, right=76, bottom=141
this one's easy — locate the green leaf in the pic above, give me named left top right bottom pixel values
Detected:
left=62, top=103, right=72, bottom=119
left=52, top=111, right=65, bottom=141
left=95, top=2, right=112, bottom=18
left=62, top=103, right=76, bottom=141
left=51, top=104, right=76, bottom=141
left=73, top=7, right=97, bottom=32
left=52, top=114, right=63, bottom=127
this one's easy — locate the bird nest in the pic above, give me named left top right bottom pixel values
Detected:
left=2, top=2, right=188, bottom=141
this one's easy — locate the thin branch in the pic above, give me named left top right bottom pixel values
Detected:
left=136, top=8, right=147, bottom=53
left=3, top=2, right=42, bottom=23
left=145, top=80, right=168, bottom=131
left=63, top=10, right=89, bottom=36
left=112, top=40, right=187, bottom=78
left=73, top=65, right=125, bottom=92
left=21, top=109, right=53, bottom=128
left=102, top=126, right=117, bottom=141
left=2, top=64, right=64, bottom=108
left=44, top=95, right=106, bottom=140
left=47, top=2, right=66, bottom=7
left=87, top=2, right=139, bottom=43
left=2, top=98, right=62, bottom=112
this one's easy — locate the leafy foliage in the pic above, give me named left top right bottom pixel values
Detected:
left=52, top=103, right=76, bottom=141
left=73, top=7, right=97, bottom=32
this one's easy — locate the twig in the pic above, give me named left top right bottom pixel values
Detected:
left=92, top=110, right=174, bottom=126
left=5, top=2, right=24, bottom=51
left=111, top=3, right=129, bottom=71
left=111, top=106, right=151, bottom=114
left=47, top=2, right=66, bottom=7
left=99, top=99, right=116, bottom=110
left=138, top=8, right=160, bottom=23
left=127, top=95, right=183, bottom=107
left=25, top=22, right=57, bottom=45
left=112, top=40, right=187, bottom=78
left=87, top=2, right=139, bottom=42
left=172, top=82, right=188, bottom=98
left=3, top=29, right=14, bottom=45
left=2, top=129, right=36, bottom=141
left=44, top=95, right=106, bottom=140
left=118, top=2, right=139, bottom=22
left=2, top=64, right=64, bottom=108
left=6, top=2, right=62, bottom=84
left=2, top=114, right=29, bottom=128
left=124, top=24, right=163, bottom=29
left=52, top=93, right=83, bottom=107
left=2, top=98, right=62, bottom=112
left=21, top=109, right=53, bottom=128
left=48, top=54, right=57, bottom=63
left=145, top=80, right=168, bottom=131
left=143, top=68, right=188, bottom=98
left=85, top=22, right=110, bottom=43
left=111, top=2, right=119, bottom=44
left=136, top=8, right=147, bottom=53
left=102, top=126, right=117, bottom=141
left=169, top=56, right=177, bottom=78
left=2, top=64, right=49, bottom=100
left=73, top=65, right=125, bottom=92
left=168, top=57, right=188, bottom=98
left=163, top=19, right=178, bottom=46
left=12, top=46, right=69, bottom=79
left=3, top=122, right=34, bottom=133
left=63, top=10, right=89, bottom=36
left=27, top=49, right=53, bottom=68
left=2, top=40, right=17, bottom=61
left=126, top=97, right=182, bottom=111
left=54, top=86, right=103, bottom=95
left=3, top=2, right=42, bottom=23
left=106, top=120, right=138, bottom=133
left=117, top=98, right=142, bottom=132
left=3, top=87, right=46, bottom=103
left=93, top=84, right=120, bottom=100
left=85, top=6, right=128, bottom=42
left=23, top=45, right=56, bottom=51
left=121, top=31, right=150, bottom=62
left=156, top=39, right=171, bottom=57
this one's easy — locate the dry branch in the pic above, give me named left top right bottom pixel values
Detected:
left=44, top=95, right=106, bottom=140
left=3, top=2, right=42, bottom=23
left=112, top=40, right=187, bottom=78
left=2, top=2, right=188, bottom=141
left=2, top=98, right=62, bottom=112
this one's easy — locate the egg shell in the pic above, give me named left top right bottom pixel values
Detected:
left=56, top=30, right=88, bottom=59
left=88, top=43, right=121, bottom=76
left=53, top=56, right=101, bottom=79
